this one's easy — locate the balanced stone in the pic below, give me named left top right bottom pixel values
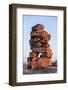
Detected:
left=27, top=24, right=53, bottom=69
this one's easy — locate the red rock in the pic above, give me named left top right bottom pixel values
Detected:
left=29, top=38, right=40, bottom=43
left=30, top=31, right=41, bottom=37
left=45, top=48, right=53, bottom=58
left=31, top=61, right=38, bottom=69
left=32, top=24, right=44, bottom=32
left=27, top=24, right=53, bottom=70
left=37, top=24, right=44, bottom=32
left=32, top=47, right=46, bottom=52
left=30, top=42, right=42, bottom=47
left=41, top=31, right=51, bottom=41
left=29, top=52, right=38, bottom=59
left=38, top=58, right=51, bottom=68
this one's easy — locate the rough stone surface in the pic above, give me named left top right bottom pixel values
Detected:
left=27, top=24, right=53, bottom=69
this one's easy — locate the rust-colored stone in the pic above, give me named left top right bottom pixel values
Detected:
left=29, top=52, right=38, bottom=59
left=27, top=24, right=53, bottom=69
left=31, top=60, right=38, bottom=69
left=38, top=58, right=51, bottom=68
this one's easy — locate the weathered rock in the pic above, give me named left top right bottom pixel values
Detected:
left=30, top=31, right=42, bottom=38
left=45, top=48, right=53, bottom=58
left=30, top=42, right=42, bottom=48
left=38, top=58, right=51, bottom=68
left=29, top=52, right=38, bottom=59
left=32, top=24, right=44, bottom=32
left=41, top=31, right=51, bottom=41
left=29, top=38, right=40, bottom=43
left=31, top=60, right=38, bottom=69
left=31, top=57, right=51, bottom=69
left=42, top=43, right=50, bottom=47
left=27, top=24, right=53, bottom=70
left=32, top=47, right=46, bottom=53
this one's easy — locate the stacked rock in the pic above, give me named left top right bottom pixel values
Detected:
left=27, top=24, right=53, bottom=69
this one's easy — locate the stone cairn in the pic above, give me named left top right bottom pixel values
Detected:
left=27, top=24, right=53, bottom=69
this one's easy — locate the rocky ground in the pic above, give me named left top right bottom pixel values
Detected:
left=23, top=64, right=57, bottom=75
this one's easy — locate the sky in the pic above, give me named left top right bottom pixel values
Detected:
left=23, top=15, right=58, bottom=63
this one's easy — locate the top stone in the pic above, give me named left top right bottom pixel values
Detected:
left=32, top=24, right=44, bottom=32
